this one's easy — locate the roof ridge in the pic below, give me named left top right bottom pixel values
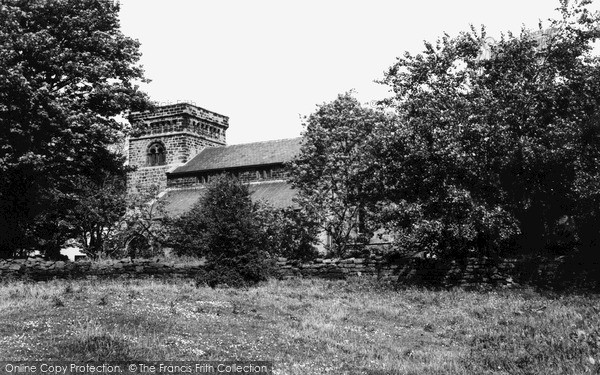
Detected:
left=221, top=137, right=302, bottom=148
left=246, top=179, right=289, bottom=185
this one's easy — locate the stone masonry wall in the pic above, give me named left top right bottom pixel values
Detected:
left=0, top=258, right=205, bottom=281
left=128, top=134, right=220, bottom=194
left=127, top=103, right=229, bottom=195
left=127, top=165, right=173, bottom=194
left=167, top=165, right=291, bottom=189
left=129, top=103, right=229, bottom=137
left=2, top=256, right=593, bottom=289
left=129, top=134, right=218, bottom=167
left=276, top=256, right=519, bottom=288
left=0, top=256, right=521, bottom=288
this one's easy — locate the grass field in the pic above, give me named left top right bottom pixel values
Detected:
left=0, top=277, right=598, bottom=374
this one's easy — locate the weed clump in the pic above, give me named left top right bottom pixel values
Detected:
left=52, top=296, right=65, bottom=307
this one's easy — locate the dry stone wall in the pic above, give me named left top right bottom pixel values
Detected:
left=1, top=255, right=595, bottom=290
left=276, top=256, right=519, bottom=288
left=0, top=258, right=205, bottom=281
left=0, top=256, right=522, bottom=288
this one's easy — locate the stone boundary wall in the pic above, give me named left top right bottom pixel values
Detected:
left=0, top=256, right=516, bottom=287
left=276, top=256, right=519, bottom=288
left=0, top=258, right=205, bottom=282
left=0, top=255, right=596, bottom=289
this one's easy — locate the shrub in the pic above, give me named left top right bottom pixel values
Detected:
left=194, top=250, right=277, bottom=288
left=170, top=175, right=276, bottom=287
left=169, top=176, right=260, bottom=257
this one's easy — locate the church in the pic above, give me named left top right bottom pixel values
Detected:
left=127, top=102, right=302, bottom=216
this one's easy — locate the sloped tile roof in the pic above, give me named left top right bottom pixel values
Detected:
left=170, top=138, right=302, bottom=175
left=160, top=189, right=204, bottom=217
left=161, top=181, right=297, bottom=217
left=249, top=181, right=297, bottom=208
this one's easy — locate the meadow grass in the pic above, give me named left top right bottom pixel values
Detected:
left=0, top=277, right=598, bottom=374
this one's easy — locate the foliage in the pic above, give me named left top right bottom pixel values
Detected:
left=170, top=175, right=319, bottom=262
left=169, top=175, right=275, bottom=286
left=255, top=205, right=319, bottom=261
left=104, top=185, right=167, bottom=259
left=0, top=0, right=151, bottom=258
left=194, top=250, right=276, bottom=288
left=67, top=174, right=127, bottom=259
left=169, top=175, right=261, bottom=258
left=290, top=92, right=390, bottom=257
left=377, top=0, right=600, bottom=257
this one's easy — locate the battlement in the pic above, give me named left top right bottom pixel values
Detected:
left=129, top=102, right=229, bottom=127
left=128, top=103, right=228, bottom=143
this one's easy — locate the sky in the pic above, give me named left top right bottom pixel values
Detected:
left=117, top=0, right=596, bottom=145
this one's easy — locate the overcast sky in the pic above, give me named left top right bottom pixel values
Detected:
left=117, top=0, right=596, bottom=145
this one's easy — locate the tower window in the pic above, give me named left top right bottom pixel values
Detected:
left=147, top=142, right=166, bottom=166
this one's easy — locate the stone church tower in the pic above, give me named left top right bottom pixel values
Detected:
left=127, top=103, right=229, bottom=194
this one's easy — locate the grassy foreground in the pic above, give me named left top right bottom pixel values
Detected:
left=0, top=277, right=598, bottom=374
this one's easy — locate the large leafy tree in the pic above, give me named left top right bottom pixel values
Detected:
left=290, top=92, right=390, bottom=256
left=378, top=0, right=600, bottom=257
left=0, top=0, right=150, bottom=258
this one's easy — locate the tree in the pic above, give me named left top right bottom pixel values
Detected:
left=170, top=175, right=262, bottom=259
left=114, top=185, right=167, bottom=259
left=169, top=175, right=274, bottom=287
left=68, top=174, right=127, bottom=259
left=0, top=0, right=151, bottom=258
left=254, top=205, right=319, bottom=261
left=377, top=0, right=600, bottom=257
left=290, top=92, right=390, bottom=256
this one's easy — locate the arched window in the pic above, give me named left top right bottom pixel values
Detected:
left=147, top=142, right=166, bottom=166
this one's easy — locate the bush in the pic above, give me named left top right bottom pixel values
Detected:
left=169, top=176, right=260, bottom=257
left=194, top=250, right=277, bottom=288
left=170, top=175, right=280, bottom=287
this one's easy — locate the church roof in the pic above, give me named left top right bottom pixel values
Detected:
left=160, top=181, right=297, bottom=217
left=170, top=137, right=302, bottom=175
